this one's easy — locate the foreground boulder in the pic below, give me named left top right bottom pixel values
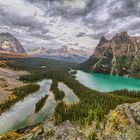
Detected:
left=103, top=102, right=140, bottom=140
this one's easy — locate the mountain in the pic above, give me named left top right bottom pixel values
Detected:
left=28, top=45, right=88, bottom=63
left=28, top=45, right=89, bottom=57
left=77, top=32, right=140, bottom=78
left=36, top=55, right=87, bottom=63
left=0, top=33, right=26, bottom=53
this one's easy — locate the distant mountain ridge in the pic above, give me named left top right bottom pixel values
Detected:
left=0, top=32, right=87, bottom=62
left=77, top=32, right=140, bottom=78
left=0, top=33, right=26, bottom=53
left=28, top=45, right=88, bottom=63
left=28, top=45, right=89, bottom=57
left=36, top=55, right=87, bottom=63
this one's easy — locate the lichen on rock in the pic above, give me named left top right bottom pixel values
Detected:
left=0, top=116, right=89, bottom=140
left=103, top=102, right=140, bottom=140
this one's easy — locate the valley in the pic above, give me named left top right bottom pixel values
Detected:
left=0, top=78, right=81, bottom=135
left=0, top=32, right=140, bottom=140
left=0, top=57, right=140, bottom=140
left=0, top=0, right=140, bottom=139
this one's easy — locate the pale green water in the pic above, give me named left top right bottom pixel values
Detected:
left=0, top=80, right=79, bottom=135
left=58, top=82, right=80, bottom=104
left=76, top=71, right=140, bottom=92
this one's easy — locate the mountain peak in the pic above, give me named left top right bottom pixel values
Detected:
left=0, top=32, right=26, bottom=53
left=112, top=31, right=129, bottom=43
left=114, top=31, right=129, bottom=39
left=116, top=31, right=128, bottom=36
left=98, top=36, right=108, bottom=46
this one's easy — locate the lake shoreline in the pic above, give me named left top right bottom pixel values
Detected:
left=75, top=70, right=140, bottom=92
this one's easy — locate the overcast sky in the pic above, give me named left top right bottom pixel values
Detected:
left=0, top=0, right=140, bottom=52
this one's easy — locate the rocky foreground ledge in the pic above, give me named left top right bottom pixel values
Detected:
left=1, top=102, right=140, bottom=140
left=0, top=117, right=89, bottom=140
left=103, top=102, right=140, bottom=140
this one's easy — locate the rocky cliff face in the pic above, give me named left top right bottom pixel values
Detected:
left=77, top=32, right=140, bottom=78
left=0, top=33, right=26, bottom=53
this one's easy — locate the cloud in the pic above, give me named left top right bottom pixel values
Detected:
left=82, top=0, right=140, bottom=37
left=0, top=0, right=140, bottom=55
left=26, top=0, right=97, bottom=16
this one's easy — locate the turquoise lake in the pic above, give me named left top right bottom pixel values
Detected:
left=76, top=71, right=140, bottom=92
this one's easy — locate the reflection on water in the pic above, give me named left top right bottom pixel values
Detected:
left=58, top=82, right=79, bottom=104
left=0, top=80, right=80, bottom=135
left=76, top=71, right=140, bottom=92
left=0, top=80, right=57, bottom=135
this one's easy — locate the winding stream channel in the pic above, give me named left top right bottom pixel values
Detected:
left=0, top=80, right=56, bottom=134
left=0, top=80, right=79, bottom=135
